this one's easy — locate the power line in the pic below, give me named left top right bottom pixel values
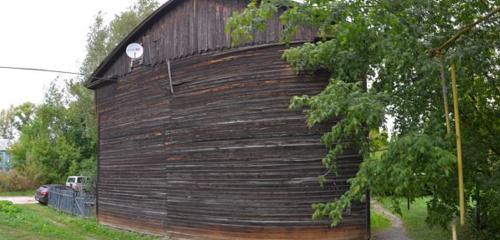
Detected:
left=0, top=66, right=82, bottom=76
left=0, top=66, right=114, bottom=81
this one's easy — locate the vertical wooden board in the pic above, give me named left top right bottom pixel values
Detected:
left=175, top=1, right=187, bottom=57
left=207, top=0, right=216, bottom=49
left=195, top=0, right=202, bottom=53
left=165, top=12, right=173, bottom=60
left=93, top=0, right=320, bottom=80
left=200, top=0, right=208, bottom=52
left=182, top=0, right=190, bottom=57
left=214, top=0, right=223, bottom=49
left=176, top=4, right=182, bottom=58
left=190, top=0, right=198, bottom=54
left=222, top=0, right=231, bottom=48
left=143, top=34, right=151, bottom=65
left=158, top=15, right=165, bottom=61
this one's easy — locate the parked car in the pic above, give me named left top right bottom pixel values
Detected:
left=35, top=184, right=61, bottom=204
left=66, top=176, right=89, bottom=191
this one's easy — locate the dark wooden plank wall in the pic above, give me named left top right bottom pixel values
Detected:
left=96, top=44, right=368, bottom=239
left=93, top=0, right=368, bottom=238
left=95, top=67, right=171, bottom=234
left=99, top=0, right=315, bottom=79
left=163, top=44, right=367, bottom=240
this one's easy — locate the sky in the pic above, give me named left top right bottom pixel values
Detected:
left=0, top=1, right=167, bottom=111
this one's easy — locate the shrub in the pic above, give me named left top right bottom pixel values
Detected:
left=0, top=200, right=21, bottom=215
left=0, top=166, right=45, bottom=192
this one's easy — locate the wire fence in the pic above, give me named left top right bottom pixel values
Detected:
left=48, top=186, right=95, bottom=218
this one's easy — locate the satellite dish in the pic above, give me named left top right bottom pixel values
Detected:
left=126, top=43, right=144, bottom=59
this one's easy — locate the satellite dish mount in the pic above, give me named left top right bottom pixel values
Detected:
left=126, top=43, right=144, bottom=70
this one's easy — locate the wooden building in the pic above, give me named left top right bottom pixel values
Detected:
left=86, top=0, right=369, bottom=239
left=0, top=139, right=11, bottom=171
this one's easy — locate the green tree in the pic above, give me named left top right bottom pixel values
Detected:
left=10, top=0, right=160, bottom=189
left=0, top=103, right=36, bottom=140
left=228, top=0, right=499, bottom=238
left=80, top=0, right=159, bottom=78
left=77, top=0, right=159, bottom=191
left=0, top=107, right=15, bottom=139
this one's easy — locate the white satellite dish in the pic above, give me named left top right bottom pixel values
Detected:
left=126, top=43, right=144, bottom=59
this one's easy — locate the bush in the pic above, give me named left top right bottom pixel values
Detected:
left=0, top=166, right=45, bottom=192
left=79, top=160, right=97, bottom=194
left=0, top=200, right=21, bottom=215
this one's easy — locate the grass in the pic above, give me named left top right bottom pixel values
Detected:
left=378, top=197, right=451, bottom=240
left=0, top=201, right=161, bottom=240
left=370, top=210, right=391, bottom=232
left=0, top=190, right=35, bottom=196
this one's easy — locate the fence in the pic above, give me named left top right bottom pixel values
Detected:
left=48, top=186, right=95, bottom=217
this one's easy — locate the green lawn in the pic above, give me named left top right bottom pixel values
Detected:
left=0, top=201, right=161, bottom=240
left=371, top=210, right=391, bottom=232
left=0, top=190, right=35, bottom=196
left=379, top=198, right=451, bottom=240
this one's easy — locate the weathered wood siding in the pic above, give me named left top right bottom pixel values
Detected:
left=92, top=0, right=369, bottom=239
left=95, top=0, right=315, bottom=80
left=96, top=67, right=171, bottom=234
left=95, top=44, right=368, bottom=239
left=164, top=45, right=367, bottom=239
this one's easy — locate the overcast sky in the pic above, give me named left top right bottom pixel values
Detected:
left=0, top=1, right=167, bottom=111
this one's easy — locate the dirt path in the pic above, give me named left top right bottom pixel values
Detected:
left=372, top=200, right=412, bottom=240
left=0, top=196, right=37, bottom=204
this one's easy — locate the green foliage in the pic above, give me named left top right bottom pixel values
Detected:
left=370, top=210, right=391, bottom=232
left=290, top=80, right=387, bottom=177
left=0, top=108, right=15, bottom=139
left=9, top=82, right=93, bottom=184
left=228, top=0, right=500, bottom=237
left=0, top=201, right=21, bottom=215
left=226, top=0, right=281, bottom=44
left=379, top=197, right=451, bottom=240
left=0, top=168, right=45, bottom=192
left=0, top=102, right=36, bottom=139
left=0, top=204, right=160, bottom=240
left=8, top=0, right=160, bottom=191
left=81, top=0, right=159, bottom=78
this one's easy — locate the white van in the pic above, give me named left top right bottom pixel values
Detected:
left=66, top=176, right=88, bottom=191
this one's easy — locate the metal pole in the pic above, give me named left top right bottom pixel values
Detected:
left=167, top=59, right=174, bottom=94
left=451, top=64, right=465, bottom=226
left=439, top=53, right=452, bottom=135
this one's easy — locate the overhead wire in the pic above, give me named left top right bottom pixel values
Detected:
left=0, top=66, right=114, bottom=81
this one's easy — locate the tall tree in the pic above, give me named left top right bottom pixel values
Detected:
left=0, top=103, right=36, bottom=140
left=228, top=0, right=500, bottom=238
left=0, top=107, right=15, bottom=139
left=80, top=0, right=159, bottom=78
left=10, top=0, right=160, bottom=188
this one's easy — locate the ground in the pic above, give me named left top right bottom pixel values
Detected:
left=0, top=196, right=37, bottom=204
left=372, top=201, right=411, bottom=240
left=0, top=193, right=450, bottom=240
left=375, top=198, right=451, bottom=240
left=0, top=201, right=161, bottom=240
left=0, top=190, right=34, bottom=196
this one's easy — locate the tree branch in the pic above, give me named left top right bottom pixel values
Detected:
left=431, top=6, right=500, bottom=56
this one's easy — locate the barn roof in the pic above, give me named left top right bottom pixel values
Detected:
left=85, top=0, right=181, bottom=87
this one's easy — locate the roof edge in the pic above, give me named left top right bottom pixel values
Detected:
left=85, top=0, right=181, bottom=89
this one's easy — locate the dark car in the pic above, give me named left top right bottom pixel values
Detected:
left=35, top=184, right=61, bottom=204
